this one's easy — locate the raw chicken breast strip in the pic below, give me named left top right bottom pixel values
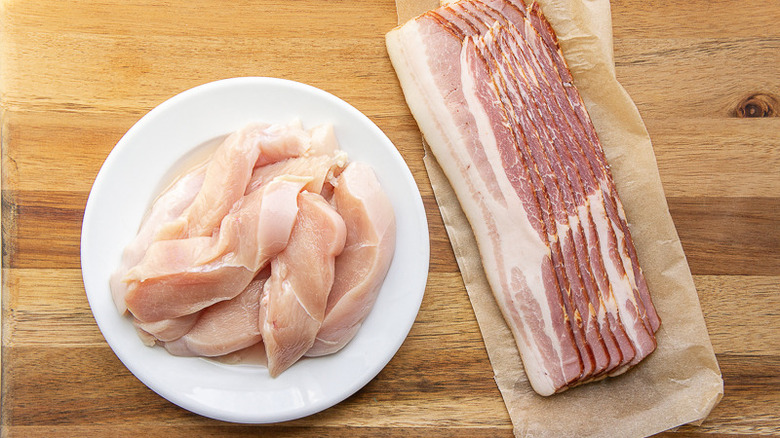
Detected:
left=245, top=151, right=348, bottom=196
left=123, top=177, right=307, bottom=322
left=307, top=123, right=341, bottom=157
left=110, top=161, right=207, bottom=314
left=156, top=120, right=317, bottom=240
left=262, top=192, right=347, bottom=377
left=133, top=312, right=201, bottom=344
left=306, top=162, right=396, bottom=357
left=213, top=342, right=268, bottom=366
left=164, top=271, right=269, bottom=357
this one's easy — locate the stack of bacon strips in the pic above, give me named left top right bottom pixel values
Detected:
left=110, top=120, right=396, bottom=377
left=386, top=0, right=660, bottom=395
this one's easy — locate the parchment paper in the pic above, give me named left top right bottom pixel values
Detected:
left=390, top=1, right=724, bottom=436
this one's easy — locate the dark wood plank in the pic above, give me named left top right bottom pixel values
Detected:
left=3, top=346, right=778, bottom=435
left=0, top=340, right=506, bottom=427
left=672, top=354, right=780, bottom=436
left=2, top=191, right=86, bottom=269
left=668, top=197, right=780, bottom=276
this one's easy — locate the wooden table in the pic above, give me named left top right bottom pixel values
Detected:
left=2, top=1, right=778, bottom=436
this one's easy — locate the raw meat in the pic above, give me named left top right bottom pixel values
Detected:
left=245, top=151, right=348, bottom=196
left=387, top=3, right=582, bottom=394
left=134, top=312, right=201, bottom=344
left=110, top=161, right=207, bottom=314
left=111, top=119, right=396, bottom=377
left=306, top=162, right=396, bottom=357
left=385, top=0, right=660, bottom=395
left=212, top=342, right=268, bottom=366
left=155, top=120, right=320, bottom=241
left=307, top=123, right=341, bottom=157
left=164, top=272, right=268, bottom=357
left=262, top=192, right=347, bottom=377
left=123, top=177, right=306, bottom=322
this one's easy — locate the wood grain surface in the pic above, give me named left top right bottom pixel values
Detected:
left=1, top=0, right=778, bottom=436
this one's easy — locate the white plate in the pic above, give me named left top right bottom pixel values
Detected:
left=80, top=77, right=429, bottom=423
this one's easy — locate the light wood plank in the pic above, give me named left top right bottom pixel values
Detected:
left=4, top=110, right=778, bottom=199
left=649, top=119, right=780, bottom=198
left=615, top=37, right=780, bottom=121
left=611, top=0, right=780, bottom=40
left=0, top=111, right=431, bottom=196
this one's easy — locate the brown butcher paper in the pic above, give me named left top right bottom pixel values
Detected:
left=389, top=0, right=724, bottom=436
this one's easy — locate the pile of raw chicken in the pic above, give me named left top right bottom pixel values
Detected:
left=110, top=120, right=396, bottom=377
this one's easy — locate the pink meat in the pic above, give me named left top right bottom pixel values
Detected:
left=306, top=162, right=396, bottom=357
left=385, top=0, right=660, bottom=394
left=133, top=312, right=201, bottom=344
left=307, top=123, right=340, bottom=156
left=123, top=177, right=306, bottom=322
left=110, top=162, right=207, bottom=314
left=387, top=7, right=582, bottom=395
left=262, top=192, right=347, bottom=377
left=245, top=152, right=348, bottom=196
left=163, top=272, right=269, bottom=357
left=156, top=120, right=315, bottom=240
left=212, top=342, right=268, bottom=366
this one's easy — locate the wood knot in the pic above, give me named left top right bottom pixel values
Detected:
left=735, top=93, right=778, bottom=118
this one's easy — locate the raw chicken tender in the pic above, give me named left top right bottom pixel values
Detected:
left=110, top=162, right=207, bottom=314
left=245, top=152, right=348, bottom=196
left=156, top=120, right=318, bottom=241
left=123, top=177, right=306, bottom=322
left=134, top=312, right=201, bottom=345
left=262, top=192, right=347, bottom=376
left=307, top=162, right=396, bottom=357
left=164, top=272, right=268, bottom=357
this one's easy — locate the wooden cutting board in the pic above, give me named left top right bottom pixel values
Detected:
left=1, top=0, right=778, bottom=436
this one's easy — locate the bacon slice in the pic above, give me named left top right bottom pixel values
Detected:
left=454, top=0, right=612, bottom=379
left=498, top=14, right=659, bottom=366
left=451, top=0, right=649, bottom=378
left=386, top=0, right=660, bottom=394
left=387, top=8, right=581, bottom=396
left=483, top=22, right=658, bottom=376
